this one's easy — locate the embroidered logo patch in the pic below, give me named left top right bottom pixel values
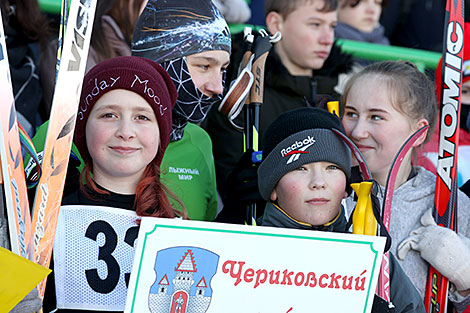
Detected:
left=280, top=136, right=316, bottom=164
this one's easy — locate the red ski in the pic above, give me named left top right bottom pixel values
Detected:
left=424, top=0, right=464, bottom=311
left=380, top=125, right=429, bottom=302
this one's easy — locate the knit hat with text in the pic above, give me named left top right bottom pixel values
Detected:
left=75, top=56, right=177, bottom=167
left=258, top=107, right=352, bottom=201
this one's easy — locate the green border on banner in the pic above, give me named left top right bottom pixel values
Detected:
left=129, top=223, right=381, bottom=313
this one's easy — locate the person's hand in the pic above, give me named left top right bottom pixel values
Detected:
left=10, top=288, right=42, bottom=313
left=397, top=208, right=470, bottom=292
left=226, top=149, right=263, bottom=205
left=216, top=149, right=265, bottom=224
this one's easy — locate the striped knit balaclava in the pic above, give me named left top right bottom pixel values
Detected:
left=132, top=0, right=231, bottom=141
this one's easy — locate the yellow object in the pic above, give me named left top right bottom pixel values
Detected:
left=327, top=101, right=340, bottom=117
left=0, top=247, right=51, bottom=312
left=364, top=193, right=378, bottom=236
left=351, top=182, right=373, bottom=235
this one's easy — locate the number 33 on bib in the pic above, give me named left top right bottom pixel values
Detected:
left=53, top=205, right=139, bottom=311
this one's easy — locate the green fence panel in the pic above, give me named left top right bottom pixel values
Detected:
left=336, top=39, right=441, bottom=71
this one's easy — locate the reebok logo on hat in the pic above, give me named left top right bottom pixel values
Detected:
left=280, top=136, right=316, bottom=164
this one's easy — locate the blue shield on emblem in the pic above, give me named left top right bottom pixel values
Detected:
left=148, top=246, right=219, bottom=313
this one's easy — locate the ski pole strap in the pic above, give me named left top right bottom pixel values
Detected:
left=17, top=123, right=42, bottom=188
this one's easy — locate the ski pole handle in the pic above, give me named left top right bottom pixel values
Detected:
left=249, top=35, right=271, bottom=107
left=327, top=101, right=340, bottom=117
left=364, top=193, right=377, bottom=236
left=351, top=182, right=373, bottom=235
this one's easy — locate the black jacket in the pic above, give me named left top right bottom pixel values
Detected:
left=202, top=41, right=353, bottom=204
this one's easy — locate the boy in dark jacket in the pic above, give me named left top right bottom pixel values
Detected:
left=257, top=107, right=425, bottom=313
left=203, top=0, right=353, bottom=214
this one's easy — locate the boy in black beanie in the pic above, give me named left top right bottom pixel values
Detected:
left=258, top=107, right=351, bottom=231
left=258, top=107, right=425, bottom=313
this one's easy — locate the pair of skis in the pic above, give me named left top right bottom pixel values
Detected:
left=424, top=0, right=464, bottom=311
left=381, top=0, right=464, bottom=310
left=33, top=0, right=97, bottom=296
left=0, top=0, right=97, bottom=297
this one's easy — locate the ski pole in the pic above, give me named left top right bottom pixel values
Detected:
left=244, top=30, right=277, bottom=225
left=424, top=0, right=464, bottom=311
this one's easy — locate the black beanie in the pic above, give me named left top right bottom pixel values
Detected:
left=258, top=107, right=352, bottom=201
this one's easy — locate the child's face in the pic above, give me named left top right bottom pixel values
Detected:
left=85, top=89, right=160, bottom=188
left=269, top=0, right=337, bottom=75
left=338, top=0, right=382, bottom=33
left=342, top=77, right=426, bottom=185
left=186, top=50, right=231, bottom=98
left=270, top=161, right=348, bottom=226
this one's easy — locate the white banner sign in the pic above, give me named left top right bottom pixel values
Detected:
left=125, top=218, right=385, bottom=313
left=54, top=205, right=138, bottom=311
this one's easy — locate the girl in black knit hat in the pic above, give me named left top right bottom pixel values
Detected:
left=258, top=107, right=425, bottom=313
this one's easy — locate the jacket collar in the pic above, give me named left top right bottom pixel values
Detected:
left=261, top=202, right=347, bottom=233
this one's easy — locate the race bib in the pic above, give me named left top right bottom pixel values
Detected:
left=54, top=205, right=139, bottom=311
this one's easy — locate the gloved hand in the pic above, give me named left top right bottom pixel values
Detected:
left=226, top=149, right=263, bottom=204
left=397, top=208, right=470, bottom=291
left=216, top=149, right=265, bottom=224
left=10, top=288, right=42, bottom=313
